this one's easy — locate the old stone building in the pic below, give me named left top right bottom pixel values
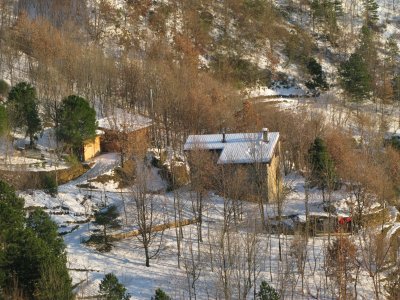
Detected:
left=97, top=112, right=152, bottom=153
left=81, top=110, right=152, bottom=162
left=184, top=128, right=281, bottom=202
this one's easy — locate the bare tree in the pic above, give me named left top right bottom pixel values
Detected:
left=326, top=235, right=357, bottom=299
left=130, top=163, right=165, bottom=267
left=182, top=229, right=202, bottom=300
left=358, top=229, right=391, bottom=300
left=187, top=149, right=217, bottom=243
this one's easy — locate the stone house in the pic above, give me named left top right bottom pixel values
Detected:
left=97, top=111, right=152, bottom=156
left=81, top=111, right=152, bottom=162
left=184, top=128, right=281, bottom=202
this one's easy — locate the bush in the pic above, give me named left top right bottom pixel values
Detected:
left=64, top=154, right=80, bottom=166
left=43, top=174, right=58, bottom=196
left=257, top=281, right=279, bottom=300
left=210, top=54, right=272, bottom=87
left=99, top=273, right=130, bottom=300
left=153, top=288, right=171, bottom=300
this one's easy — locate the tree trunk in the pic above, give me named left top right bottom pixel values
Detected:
left=145, top=244, right=150, bottom=267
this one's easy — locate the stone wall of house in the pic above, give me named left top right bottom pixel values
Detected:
left=83, top=135, right=101, bottom=161
left=100, top=126, right=150, bottom=154
left=267, top=145, right=281, bottom=202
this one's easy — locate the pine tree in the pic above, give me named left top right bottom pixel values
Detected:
left=310, top=0, right=342, bottom=40
left=257, top=281, right=280, bottom=300
left=339, top=52, right=372, bottom=102
left=34, top=256, right=73, bottom=300
left=0, top=180, right=25, bottom=237
left=56, top=95, right=97, bottom=160
left=7, top=82, right=42, bottom=146
left=99, top=273, right=130, bottom=300
left=93, top=205, right=121, bottom=250
left=305, top=58, right=328, bottom=94
left=153, top=288, right=171, bottom=300
left=27, top=209, right=64, bottom=256
left=308, top=137, right=336, bottom=199
left=358, top=25, right=378, bottom=67
left=363, top=0, right=379, bottom=28
left=0, top=105, right=8, bottom=136
left=393, top=75, right=400, bottom=101
left=386, top=36, right=399, bottom=73
left=42, top=174, right=58, bottom=197
left=0, top=181, right=72, bottom=299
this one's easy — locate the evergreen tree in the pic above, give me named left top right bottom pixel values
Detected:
left=257, top=280, right=280, bottom=300
left=34, top=257, right=74, bottom=300
left=339, top=52, right=372, bottom=102
left=0, top=181, right=25, bottom=288
left=42, top=174, right=58, bottom=197
left=0, top=105, right=9, bottom=136
left=358, top=25, right=378, bottom=69
left=393, top=75, right=400, bottom=102
left=363, top=0, right=379, bottom=28
left=0, top=180, right=25, bottom=238
left=0, top=181, right=72, bottom=299
left=7, top=82, right=42, bottom=146
left=153, top=288, right=171, bottom=300
left=308, top=137, right=336, bottom=199
left=56, top=95, right=97, bottom=160
left=99, top=273, right=130, bottom=300
left=386, top=36, right=399, bottom=73
left=4, top=228, right=56, bottom=297
left=93, top=205, right=121, bottom=249
left=305, top=58, right=328, bottom=94
left=27, top=209, right=64, bottom=256
left=310, top=0, right=342, bottom=40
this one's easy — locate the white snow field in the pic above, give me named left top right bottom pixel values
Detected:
left=18, top=154, right=394, bottom=299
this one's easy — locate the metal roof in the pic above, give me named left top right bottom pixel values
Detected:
left=184, top=132, right=279, bottom=164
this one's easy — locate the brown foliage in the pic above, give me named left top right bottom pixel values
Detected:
left=327, top=235, right=357, bottom=299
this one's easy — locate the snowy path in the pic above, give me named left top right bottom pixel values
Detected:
left=387, top=223, right=400, bottom=240
left=59, top=153, right=120, bottom=190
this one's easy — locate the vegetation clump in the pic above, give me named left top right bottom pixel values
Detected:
left=99, top=273, right=130, bottom=300
left=0, top=181, right=73, bottom=299
left=56, top=95, right=97, bottom=160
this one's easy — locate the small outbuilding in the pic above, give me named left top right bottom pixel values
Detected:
left=97, top=110, right=152, bottom=153
left=82, top=131, right=102, bottom=162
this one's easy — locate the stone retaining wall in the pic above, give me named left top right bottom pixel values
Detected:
left=0, top=163, right=89, bottom=190
left=111, top=218, right=198, bottom=241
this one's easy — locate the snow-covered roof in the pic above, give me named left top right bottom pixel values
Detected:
left=97, top=110, right=152, bottom=132
left=184, top=131, right=279, bottom=164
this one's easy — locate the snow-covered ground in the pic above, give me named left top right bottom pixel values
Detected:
left=246, top=85, right=307, bottom=98
left=0, top=128, right=71, bottom=171
left=18, top=155, right=397, bottom=299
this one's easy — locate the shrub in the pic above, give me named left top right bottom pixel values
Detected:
left=153, top=288, right=171, bottom=300
left=64, top=154, right=80, bottom=167
left=42, top=174, right=58, bottom=196
left=99, top=273, right=130, bottom=300
left=257, top=281, right=279, bottom=300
